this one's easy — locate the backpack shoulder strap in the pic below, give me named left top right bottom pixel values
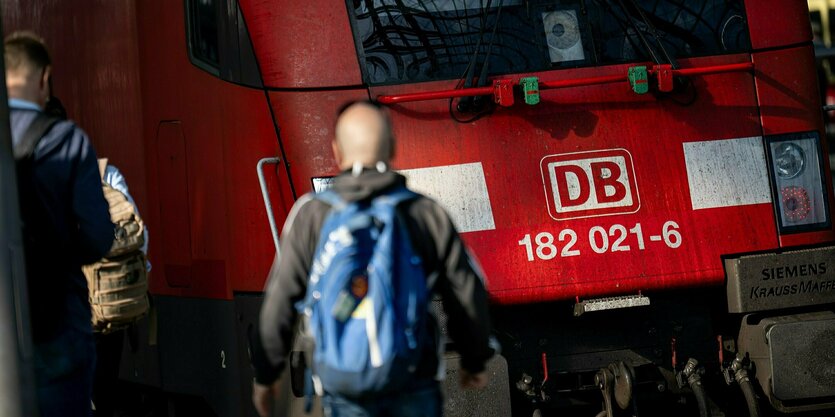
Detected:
left=13, top=113, right=60, bottom=160
left=373, top=185, right=419, bottom=209
left=312, top=190, right=347, bottom=211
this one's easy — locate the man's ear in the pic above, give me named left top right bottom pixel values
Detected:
left=332, top=140, right=343, bottom=167
left=40, top=65, right=52, bottom=100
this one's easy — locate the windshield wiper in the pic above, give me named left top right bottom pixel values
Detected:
left=473, top=0, right=505, bottom=89
left=460, top=0, right=494, bottom=91
left=456, top=0, right=505, bottom=117
left=613, top=0, right=678, bottom=69
left=623, top=0, right=678, bottom=69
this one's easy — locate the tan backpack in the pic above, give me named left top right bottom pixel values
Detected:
left=82, top=159, right=149, bottom=334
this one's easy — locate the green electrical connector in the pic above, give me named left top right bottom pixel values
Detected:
left=520, top=77, right=540, bottom=105
left=628, top=66, right=649, bottom=95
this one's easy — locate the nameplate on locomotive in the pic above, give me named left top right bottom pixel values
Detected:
left=725, top=247, right=835, bottom=313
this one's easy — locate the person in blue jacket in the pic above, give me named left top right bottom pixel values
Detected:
left=6, top=31, right=113, bottom=417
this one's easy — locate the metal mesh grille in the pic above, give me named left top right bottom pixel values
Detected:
left=770, top=320, right=835, bottom=400
left=805, top=328, right=835, bottom=388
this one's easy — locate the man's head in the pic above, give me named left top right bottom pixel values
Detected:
left=333, top=101, right=394, bottom=171
left=4, top=31, right=51, bottom=108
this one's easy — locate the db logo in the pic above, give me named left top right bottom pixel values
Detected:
left=540, top=149, right=640, bottom=220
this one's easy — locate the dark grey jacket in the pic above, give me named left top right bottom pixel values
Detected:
left=253, top=170, right=493, bottom=385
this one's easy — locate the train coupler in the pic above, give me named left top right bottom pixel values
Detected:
left=594, top=361, right=637, bottom=417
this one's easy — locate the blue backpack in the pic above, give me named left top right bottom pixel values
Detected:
left=300, top=186, right=430, bottom=397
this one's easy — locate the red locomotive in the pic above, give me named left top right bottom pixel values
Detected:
left=5, top=1, right=834, bottom=416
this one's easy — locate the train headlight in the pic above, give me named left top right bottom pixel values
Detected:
left=773, top=142, right=806, bottom=179
left=767, top=132, right=830, bottom=232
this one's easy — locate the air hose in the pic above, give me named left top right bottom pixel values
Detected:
left=682, top=358, right=710, bottom=417
left=731, top=356, right=760, bottom=417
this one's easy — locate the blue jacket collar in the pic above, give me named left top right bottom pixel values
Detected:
left=9, top=98, right=42, bottom=111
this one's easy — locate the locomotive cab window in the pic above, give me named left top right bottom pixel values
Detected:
left=184, top=0, right=263, bottom=87
left=347, top=0, right=751, bottom=85
left=186, top=0, right=221, bottom=74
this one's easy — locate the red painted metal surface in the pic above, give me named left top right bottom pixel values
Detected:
left=238, top=0, right=362, bottom=88
left=655, top=65, right=674, bottom=92
left=155, top=122, right=193, bottom=288
left=267, top=89, right=372, bottom=195
left=362, top=54, right=775, bottom=304
left=493, top=79, right=515, bottom=107
left=754, top=47, right=825, bottom=137
left=2, top=0, right=148, bottom=220
left=746, top=0, right=813, bottom=50
left=134, top=0, right=288, bottom=298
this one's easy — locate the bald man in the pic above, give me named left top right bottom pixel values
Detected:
left=252, top=101, right=493, bottom=417
left=331, top=101, right=393, bottom=171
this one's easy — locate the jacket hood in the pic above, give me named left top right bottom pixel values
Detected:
left=330, top=169, right=407, bottom=202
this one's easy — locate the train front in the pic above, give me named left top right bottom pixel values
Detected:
left=243, top=0, right=835, bottom=415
